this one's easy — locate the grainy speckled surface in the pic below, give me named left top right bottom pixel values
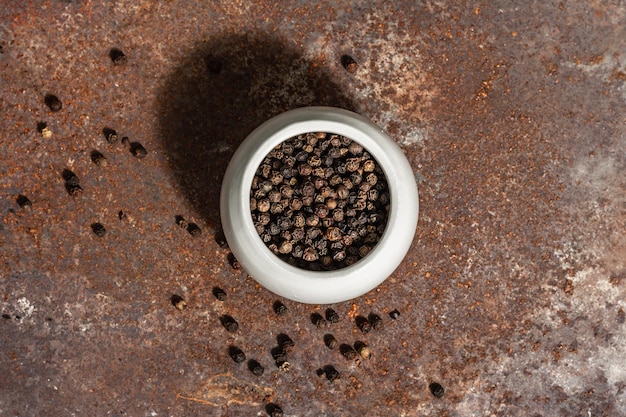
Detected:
left=1, top=1, right=625, bottom=416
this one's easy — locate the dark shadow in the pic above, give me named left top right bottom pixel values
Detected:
left=157, top=34, right=354, bottom=235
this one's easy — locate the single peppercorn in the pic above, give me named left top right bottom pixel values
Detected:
left=109, top=47, right=127, bottom=65
left=102, top=128, right=118, bottom=144
left=265, top=403, right=283, bottom=417
left=187, top=222, right=202, bottom=237
left=324, top=334, right=338, bottom=350
left=170, top=294, right=186, bottom=311
left=91, top=222, right=106, bottom=237
left=16, top=195, right=32, bottom=210
left=129, top=142, right=147, bottom=158
left=340, top=343, right=358, bottom=360
left=368, top=313, right=383, bottom=330
left=355, top=315, right=371, bottom=334
left=354, top=341, right=371, bottom=359
left=228, top=253, right=241, bottom=270
left=323, top=365, right=340, bottom=381
left=90, top=150, right=107, bottom=167
left=311, top=312, right=328, bottom=329
left=248, top=359, right=264, bottom=376
left=175, top=215, right=188, bottom=229
left=228, top=346, right=246, bottom=363
left=389, top=309, right=401, bottom=320
left=44, top=94, right=62, bottom=112
left=429, top=382, right=445, bottom=398
left=220, top=315, right=238, bottom=332
left=325, top=308, right=340, bottom=324
left=277, top=333, right=295, bottom=353
left=273, top=300, right=288, bottom=316
left=340, top=54, right=358, bottom=74
left=212, top=287, right=227, bottom=301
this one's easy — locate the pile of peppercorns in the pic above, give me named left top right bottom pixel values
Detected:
left=250, top=132, right=390, bottom=271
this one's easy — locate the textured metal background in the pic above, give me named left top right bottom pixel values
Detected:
left=1, top=1, right=625, bottom=416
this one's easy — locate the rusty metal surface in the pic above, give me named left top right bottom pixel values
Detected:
left=1, top=1, right=625, bottom=416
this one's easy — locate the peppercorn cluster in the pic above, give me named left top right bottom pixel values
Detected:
left=250, top=132, right=390, bottom=271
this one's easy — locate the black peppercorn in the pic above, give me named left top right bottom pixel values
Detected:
left=175, top=215, right=188, bottom=229
left=228, top=346, right=246, bottom=363
left=324, top=334, right=338, bottom=350
left=109, top=48, right=127, bottom=65
left=368, top=313, right=383, bottom=330
left=354, top=341, right=371, bottom=359
left=44, top=94, right=62, bottom=112
left=325, top=308, right=340, bottom=324
left=187, top=222, right=202, bottom=237
left=429, top=382, right=445, bottom=398
left=212, top=287, right=227, bottom=301
left=90, top=150, right=107, bottom=167
left=340, top=343, right=358, bottom=360
left=220, top=315, right=239, bottom=332
left=102, top=128, right=118, bottom=144
left=389, top=309, right=401, bottom=320
left=248, top=359, right=264, bottom=376
left=311, top=312, right=328, bottom=329
left=170, top=294, right=186, bottom=311
left=129, top=142, right=147, bottom=158
left=91, top=222, right=106, bottom=237
left=355, top=315, right=371, bottom=333
left=265, top=403, right=283, bottom=417
left=16, top=195, right=32, bottom=210
left=322, top=365, right=340, bottom=381
left=277, top=333, right=295, bottom=353
left=340, top=54, right=358, bottom=73
left=273, top=300, right=288, bottom=316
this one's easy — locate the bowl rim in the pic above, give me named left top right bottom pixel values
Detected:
left=220, top=106, right=419, bottom=304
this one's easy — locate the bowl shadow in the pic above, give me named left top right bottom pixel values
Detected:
left=156, top=34, right=355, bottom=235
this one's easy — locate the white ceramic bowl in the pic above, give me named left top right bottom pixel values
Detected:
left=220, top=107, right=418, bottom=304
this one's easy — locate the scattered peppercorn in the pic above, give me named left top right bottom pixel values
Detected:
left=220, top=314, right=239, bottom=332
left=325, top=308, right=340, bottom=324
left=368, top=313, right=383, bottom=330
left=324, top=334, right=338, bottom=350
left=340, top=343, right=358, bottom=360
left=227, top=252, right=241, bottom=270
left=273, top=300, right=288, bottom=316
left=355, top=315, right=371, bottom=334
left=277, top=360, right=290, bottom=372
left=277, top=333, right=295, bottom=353
left=102, top=128, right=118, bottom=144
left=129, top=142, right=147, bottom=158
left=228, top=346, right=246, bottom=363
left=175, top=215, right=188, bottom=229
left=91, top=222, right=106, bottom=237
left=37, top=122, right=52, bottom=138
left=389, top=309, right=401, bottom=320
left=340, top=54, right=358, bottom=74
left=429, top=382, right=445, bottom=398
left=118, top=210, right=126, bottom=221
left=354, top=341, right=371, bottom=359
left=109, top=47, right=127, bottom=65
left=212, top=287, right=227, bottom=301
left=16, top=195, right=32, bottom=210
left=44, top=94, right=62, bottom=112
left=322, top=365, right=340, bottom=381
left=90, top=150, right=107, bottom=167
left=265, top=403, right=283, bottom=417
left=248, top=359, right=264, bottom=376
left=170, top=294, right=186, bottom=311
left=186, top=222, right=202, bottom=237
left=311, top=312, right=329, bottom=329
left=2, top=314, right=11, bottom=319
left=121, top=136, right=130, bottom=146
left=214, top=230, right=228, bottom=248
